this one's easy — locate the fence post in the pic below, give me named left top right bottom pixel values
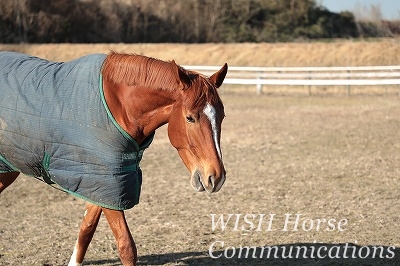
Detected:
left=347, top=70, right=351, bottom=96
left=256, top=72, right=263, bottom=94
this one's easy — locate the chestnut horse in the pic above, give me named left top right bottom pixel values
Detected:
left=0, top=51, right=227, bottom=265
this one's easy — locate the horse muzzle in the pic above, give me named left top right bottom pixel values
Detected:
left=191, top=170, right=226, bottom=193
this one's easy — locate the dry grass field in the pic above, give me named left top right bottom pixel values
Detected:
left=1, top=39, right=400, bottom=66
left=1, top=41, right=400, bottom=265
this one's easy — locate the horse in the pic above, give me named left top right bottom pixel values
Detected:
left=0, top=51, right=227, bottom=266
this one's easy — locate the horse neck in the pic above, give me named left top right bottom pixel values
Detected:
left=103, top=80, right=177, bottom=145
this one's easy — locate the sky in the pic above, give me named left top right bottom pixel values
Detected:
left=320, top=0, right=400, bottom=19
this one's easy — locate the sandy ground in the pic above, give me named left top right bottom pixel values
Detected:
left=1, top=91, right=400, bottom=265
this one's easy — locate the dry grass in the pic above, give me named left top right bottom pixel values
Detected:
left=1, top=39, right=400, bottom=66
left=2, top=40, right=399, bottom=96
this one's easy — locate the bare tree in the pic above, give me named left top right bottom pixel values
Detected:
left=354, top=3, right=392, bottom=37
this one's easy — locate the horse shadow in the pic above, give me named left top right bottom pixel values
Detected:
left=86, top=243, right=400, bottom=265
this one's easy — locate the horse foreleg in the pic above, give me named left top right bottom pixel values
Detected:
left=102, top=208, right=137, bottom=266
left=0, top=172, right=19, bottom=193
left=68, top=202, right=102, bottom=266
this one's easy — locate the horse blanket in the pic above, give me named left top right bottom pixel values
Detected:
left=0, top=52, right=153, bottom=210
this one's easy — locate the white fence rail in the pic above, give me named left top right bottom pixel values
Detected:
left=184, top=65, right=400, bottom=95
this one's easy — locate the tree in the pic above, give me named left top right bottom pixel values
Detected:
left=0, top=0, right=375, bottom=43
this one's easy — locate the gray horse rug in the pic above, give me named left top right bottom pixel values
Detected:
left=0, top=52, right=154, bottom=210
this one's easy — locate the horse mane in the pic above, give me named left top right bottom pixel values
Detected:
left=102, top=52, right=222, bottom=110
left=102, top=52, right=180, bottom=89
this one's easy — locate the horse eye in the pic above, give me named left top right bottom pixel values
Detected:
left=186, top=115, right=195, bottom=123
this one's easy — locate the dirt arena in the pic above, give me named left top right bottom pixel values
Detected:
left=1, top=42, right=400, bottom=265
left=1, top=88, right=400, bottom=265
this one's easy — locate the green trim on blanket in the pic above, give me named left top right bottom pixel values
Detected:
left=60, top=186, right=128, bottom=210
left=41, top=152, right=55, bottom=184
left=0, top=153, right=19, bottom=172
left=99, top=75, right=140, bottom=151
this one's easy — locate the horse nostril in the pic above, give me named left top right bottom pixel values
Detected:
left=208, top=175, right=215, bottom=189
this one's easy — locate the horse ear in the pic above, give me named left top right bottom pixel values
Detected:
left=171, top=60, right=191, bottom=89
left=210, top=63, right=228, bottom=88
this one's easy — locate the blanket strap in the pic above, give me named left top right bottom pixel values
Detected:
left=0, top=153, right=19, bottom=172
left=41, top=152, right=55, bottom=184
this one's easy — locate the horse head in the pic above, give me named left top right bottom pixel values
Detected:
left=167, top=62, right=228, bottom=193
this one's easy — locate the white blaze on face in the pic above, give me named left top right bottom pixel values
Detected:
left=203, top=103, right=222, bottom=161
